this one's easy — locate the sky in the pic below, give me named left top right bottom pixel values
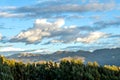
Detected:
left=0, top=0, right=120, bottom=56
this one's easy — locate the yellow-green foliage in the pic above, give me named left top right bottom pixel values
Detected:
left=104, top=65, right=120, bottom=71
left=0, top=56, right=120, bottom=80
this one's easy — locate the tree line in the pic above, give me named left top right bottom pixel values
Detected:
left=0, top=56, right=120, bottom=80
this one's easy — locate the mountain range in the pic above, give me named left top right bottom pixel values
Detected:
left=7, top=48, right=120, bottom=66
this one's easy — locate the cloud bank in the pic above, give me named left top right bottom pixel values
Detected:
left=0, top=0, right=117, bottom=18
left=9, top=19, right=107, bottom=44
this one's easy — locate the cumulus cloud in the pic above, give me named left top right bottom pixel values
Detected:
left=9, top=19, right=108, bottom=44
left=10, top=19, right=65, bottom=44
left=76, top=32, right=107, bottom=43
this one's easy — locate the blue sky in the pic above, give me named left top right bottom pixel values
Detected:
left=0, top=0, right=120, bottom=56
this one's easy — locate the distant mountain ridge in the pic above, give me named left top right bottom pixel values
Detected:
left=7, top=48, right=120, bottom=66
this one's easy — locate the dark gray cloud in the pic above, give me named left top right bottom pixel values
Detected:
left=78, top=20, right=120, bottom=31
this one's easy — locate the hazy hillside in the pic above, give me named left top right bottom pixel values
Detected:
left=7, top=48, right=120, bottom=66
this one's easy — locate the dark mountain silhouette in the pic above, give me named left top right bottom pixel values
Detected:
left=7, top=48, right=120, bottom=66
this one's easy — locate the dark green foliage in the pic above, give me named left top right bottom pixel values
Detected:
left=0, top=56, right=120, bottom=80
left=0, top=56, right=14, bottom=80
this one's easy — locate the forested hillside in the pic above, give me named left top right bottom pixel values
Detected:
left=0, top=56, right=120, bottom=80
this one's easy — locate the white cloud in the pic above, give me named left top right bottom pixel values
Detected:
left=9, top=19, right=108, bottom=44
left=76, top=32, right=107, bottom=43
left=54, top=19, right=65, bottom=27
left=29, top=49, right=52, bottom=54
left=0, top=47, right=25, bottom=52
left=0, top=6, right=16, bottom=10
left=0, top=12, right=25, bottom=18
left=10, top=18, right=65, bottom=44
